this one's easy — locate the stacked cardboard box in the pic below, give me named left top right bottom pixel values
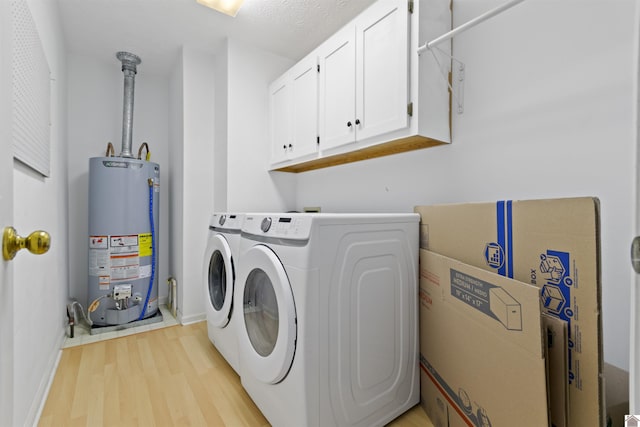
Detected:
left=415, top=197, right=603, bottom=427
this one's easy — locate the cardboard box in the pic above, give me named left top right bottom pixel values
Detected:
left=543, top=313, right=569, bottom=427
left=419, top=249, right=549, bottom=426
left=489, top=287, right=522, bottom=330
left=415, top=197, right=603, bottom=426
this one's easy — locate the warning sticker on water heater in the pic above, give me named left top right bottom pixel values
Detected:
left=110, top=253, right=140, bottom=281
left=89, top=246, right=110, bottom=276
left=110, top=235, right=139, bottom=253
left=139, top=233, right=152, bottom=257
left=89, top=234, right=141, bottom=281
left=98, top=275, right=110, bottom=291
left=89, top=236, right=108, bottom=249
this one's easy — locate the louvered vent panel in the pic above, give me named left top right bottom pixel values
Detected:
left=12, top=0, right=50, bottom=177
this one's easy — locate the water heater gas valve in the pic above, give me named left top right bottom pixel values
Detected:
left=112, top=284, right=132, bottom=301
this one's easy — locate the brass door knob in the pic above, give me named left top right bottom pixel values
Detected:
left=3, top=227, right=51, bottom=261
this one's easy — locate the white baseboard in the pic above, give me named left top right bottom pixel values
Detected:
left=30, top=331, right=65, bottom=427
left=178, top=310, right=206, bottom=325
left=158, top=295, right=168, bottom=306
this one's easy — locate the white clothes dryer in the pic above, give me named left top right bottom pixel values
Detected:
left=203, top=213, right=244, bottom=373
left=236, top=213, right=419, bottom=427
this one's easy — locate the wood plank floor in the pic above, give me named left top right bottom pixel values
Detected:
left=39, top=322, right=433, bottom=426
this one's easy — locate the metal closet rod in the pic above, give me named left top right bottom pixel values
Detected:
left=417, top=0, right=528, bottom=54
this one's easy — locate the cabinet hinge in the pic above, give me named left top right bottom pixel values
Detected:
left=408, top=0, right=414, bottom=14
left=317, top=64, right=320, bottom=73
left=317, top=136, right=320, bottom=144
left=407, top=102, right=413, bottom=117
left=632, top=236, right=640, bottom=273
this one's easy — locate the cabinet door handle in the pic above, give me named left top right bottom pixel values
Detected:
left=355, top=119, right=361, bottom=125
left=347, top=121, right=352, bottom=128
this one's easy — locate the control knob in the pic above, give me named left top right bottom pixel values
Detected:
left=261, top=217, right=272, bottom=233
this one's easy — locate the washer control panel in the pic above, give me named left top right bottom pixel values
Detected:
left=244, top=214, right=313, bottom=240
left=209, top=213, right=244, bottom=231
left=260, top=217, right=272, bottom=232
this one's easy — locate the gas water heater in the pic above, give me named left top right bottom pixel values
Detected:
left=87, top=52, right=160, bottom=326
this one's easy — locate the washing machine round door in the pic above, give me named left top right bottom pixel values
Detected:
left=239, top=244, right=296, bottom=384
left=203, top=233, right=234, bottom=328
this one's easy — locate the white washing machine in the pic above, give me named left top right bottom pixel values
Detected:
left=203, top=213, right=244, bottom=373
left=236, top=213, right=419, bottom=427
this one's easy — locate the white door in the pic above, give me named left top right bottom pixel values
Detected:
left=634, top=17, right=640, bottom=411
left=269, top=74, right=290, bottom=165
left=318, top=26, right=356, bottom=151
left=203, top=233, right=234, bottom=327
left=0, top=0, right=16, bottom=421
left=355, top=0, right=409, bottom=142
left=0, top=4, right=53, bottom=423
left=634, top=257, right=639, bottom=412
left=290, top=56, right=319, bottom=160
left=237, top=244, right=296, bottom=385
left=634, top=2, right=640, bottom=413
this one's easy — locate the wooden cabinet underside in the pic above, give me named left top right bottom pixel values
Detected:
left=272, top=135, right=447, bottom=173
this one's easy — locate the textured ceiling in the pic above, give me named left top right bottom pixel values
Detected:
left=57, top=0, right=377, bottom=74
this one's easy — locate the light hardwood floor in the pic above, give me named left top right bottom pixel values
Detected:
left=39, top=322, right=433, bottom=426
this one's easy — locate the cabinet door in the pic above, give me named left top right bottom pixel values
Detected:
left=318, top=26, right=356, bottom=151
left=355, top=0, right=409, bottom=142
left=290, top=56, right=319, bottom=159
left=269, top=75, right=290, bottom=164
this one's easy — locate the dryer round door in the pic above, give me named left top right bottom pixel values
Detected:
left=203, top=234, right=234, bottom=328
left=238, top=244, right=296, bottom=385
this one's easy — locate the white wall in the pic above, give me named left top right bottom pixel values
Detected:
left=168, top=41, right=295, bottom=323
left=213, top=41, right=228, bottom=211
left=168, top=52, right=184, bottom=318
left=294, top=0, right=637, bottom=372
left=169, top=47, right=216, bottom=323
left=11, top=0, right=67, bottom=424
left=67, top=54, right=171, bottom=309
left=226, top=39, right=296, bottom=212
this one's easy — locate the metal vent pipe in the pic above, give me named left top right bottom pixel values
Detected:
left=116, top=51, right=141, bottom=158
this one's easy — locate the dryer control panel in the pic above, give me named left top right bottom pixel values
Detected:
left=243, top=214, right=313, bottom=241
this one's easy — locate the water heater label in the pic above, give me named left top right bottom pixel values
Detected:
left=139, top=264, right=152, bottom=279
left=89, top=235, right=108, bottom=249
left=139, top=233, right=152, bottom=257
left=99, top=275, right=110, bottom=291
left=110, top=235, right=139, bottom=252
left=89, top=234, right=147, bottom=282
left=89, top=247, right=110, bottom=276
left=110, top=253, right=140, bottom=280
left=102, top=160, right=128, bottom=168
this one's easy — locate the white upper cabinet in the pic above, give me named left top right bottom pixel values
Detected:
left=269, top=0, right=452, bottom=172
left=269, top=74, right=290, bottom=164
left=269, top=54, right=319, bottom=165
left=319, top=0, right=407, bottom=152
left=318, top=26, right=357, bottom=150
left=355, top=0, right=408, bottom=142
left=290, top=57, right=319, bottom=160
